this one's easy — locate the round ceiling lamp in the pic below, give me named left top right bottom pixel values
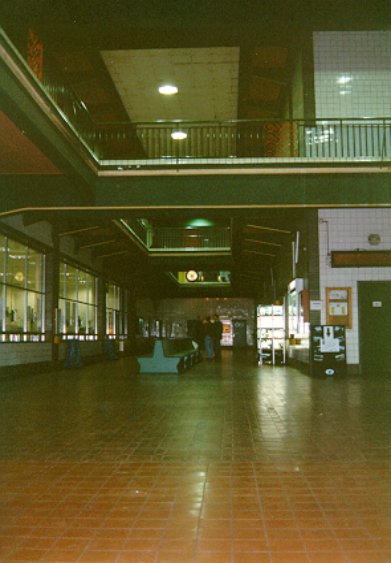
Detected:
left=171, top=130, right=187, bottom=140
left=158, top=84, right=178, bottom=95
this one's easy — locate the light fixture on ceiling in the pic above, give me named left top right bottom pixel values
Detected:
left=186, top=218, right=215, bottom=227
left=171, top=130, right=187, bottom=140
left=158, top=84, right=178, bottom=95
left=337, top=75, right=352, bottom=85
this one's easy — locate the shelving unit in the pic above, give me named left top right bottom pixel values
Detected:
left=257, top=304, right=286, bottom=365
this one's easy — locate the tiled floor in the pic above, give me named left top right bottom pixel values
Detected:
left=0, top=350, right=391, bottom=562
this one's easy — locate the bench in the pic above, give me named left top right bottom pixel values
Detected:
left=136, top=338, right=200, bottom=373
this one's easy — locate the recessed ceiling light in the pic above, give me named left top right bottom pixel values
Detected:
left=171, top=131, right=187, bottom=140
left=337, top=75, right=352, bottom=85
left=159, top=84, right=178, bottom=95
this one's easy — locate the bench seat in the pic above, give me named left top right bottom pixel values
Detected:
left=137, top=338, right=200, bottom=374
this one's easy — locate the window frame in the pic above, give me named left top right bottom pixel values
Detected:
left=0, top=234, right=46, bottom=343
left=58, top=260, right=98, bottom=341
left=105, top=281, right=128, bottom=339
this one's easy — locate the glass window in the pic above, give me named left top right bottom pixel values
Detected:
left=59, top=261, right=66, bottom=298
left=0, top=235, right=45, bottom=341
left=59, top=261, right=98, bottom=339
left=6, top=239, right=26, bottom=288
left=106, top=282, right=127, bottom=338
left=86, top=272, right=96, bottom=305
left=0, top=284, right=4, bottom=332
left=27, top=291, right=43, bottom=332
left=27, top=249, right=43, bottom=292
left=0, top=234, right=6, bottom=285
left=87, top=304, right=97, bottom=334
left=6, top=286, right=24, bottom=332
left=66, top=265, right=78, bottom=301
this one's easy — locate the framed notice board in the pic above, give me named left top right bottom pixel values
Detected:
left=326, top=287, right=352, bottom=328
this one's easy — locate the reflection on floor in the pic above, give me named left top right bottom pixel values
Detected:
left=0, top=351, right=391, bottom=562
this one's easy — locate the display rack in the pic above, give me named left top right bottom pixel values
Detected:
left=257, top=304, right=286, bottom=365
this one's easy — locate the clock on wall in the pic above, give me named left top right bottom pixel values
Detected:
left=185, top=270, right=199, bottom=282
left=368, top=233, right=381, bottom=246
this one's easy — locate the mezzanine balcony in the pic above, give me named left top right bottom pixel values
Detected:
left=1, top=26, right=391, bottom=172
left=92, top=118, right=391, bottom=170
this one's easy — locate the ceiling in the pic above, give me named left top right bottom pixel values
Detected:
left=2, top=0, right=386, bottom=299
left=101, top=47, right=240, bottom=122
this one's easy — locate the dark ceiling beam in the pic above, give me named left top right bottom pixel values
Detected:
left=2, top=0, right=388, bottom=50
left=30, top=22, right=304, bottom=52
left=58, top=225, right=101, bottom=237
left=243, top=249, right=276, bottom=258
left=97, top=249, right=130, bottom=259
left=243, top=238, right=283, bottom=247
left=78, top=238, right=118, bottom=249
left=245, top=224, right=292, bottom=234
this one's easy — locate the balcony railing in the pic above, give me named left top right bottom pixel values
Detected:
left=119, top=220, right=231, bottom=252
left=94, top=119, right=391, bottom=166
left=150, top=227, right=231, bottom=251
left=2, top=27, right=391, bottom=169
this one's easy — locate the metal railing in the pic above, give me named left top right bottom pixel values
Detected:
left=94, top=119, right=391, bottom=163
left=119, top=220, right=231, bottom=251
left=151, top=227, right=231, bottom=250
left=2, top=27, right=391, bottom=167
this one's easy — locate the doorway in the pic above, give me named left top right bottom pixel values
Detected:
left=358, top=281, right=391, bottom=374
left=232, top=319, right=247, bottom=348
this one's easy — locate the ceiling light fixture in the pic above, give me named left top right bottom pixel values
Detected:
left=158, top=84, right=178, bottom=95
left=171, top=131, right=187, bottom=140
left=337, top=75, right=352, bottom=85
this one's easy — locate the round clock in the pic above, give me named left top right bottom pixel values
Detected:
left=368, top=233, right=381, bottom=246
left=185, top=270, right=198, bottom=282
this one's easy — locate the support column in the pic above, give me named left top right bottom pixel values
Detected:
left=306, top=210, right=321, bottom=375
left=47, top=227, right=60, bottom=363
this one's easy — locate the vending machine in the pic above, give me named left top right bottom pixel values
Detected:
left=257, top=304, right=286, bottom=365
left=310, top=325, right=346, bottom=376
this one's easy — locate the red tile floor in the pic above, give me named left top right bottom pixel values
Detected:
left=0, top=350, right=391, bottom=562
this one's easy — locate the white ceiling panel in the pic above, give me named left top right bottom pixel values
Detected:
left=101, top=47, right=240, bottom=122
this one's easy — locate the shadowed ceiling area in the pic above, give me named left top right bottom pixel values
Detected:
left=0, top=112, right=60, bottom=174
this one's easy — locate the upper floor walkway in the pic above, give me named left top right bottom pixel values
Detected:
left=2, top=26, right=391, bottom=175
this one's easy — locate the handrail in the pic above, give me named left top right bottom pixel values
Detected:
left=95, top=118, right=391, bottom=162
left=94, top=117, right=391, bottom=126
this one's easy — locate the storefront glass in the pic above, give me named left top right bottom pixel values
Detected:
left=0, top=235, right=45, bottom=341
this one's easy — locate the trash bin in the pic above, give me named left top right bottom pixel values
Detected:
left=64, top=340, right=82, bottom=369
left=102, top=339, right=118, bottom=360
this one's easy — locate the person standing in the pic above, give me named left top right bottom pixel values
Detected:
left=203, top=316, right=214, bottom=360
left=213, top=314, right=223, bottom=360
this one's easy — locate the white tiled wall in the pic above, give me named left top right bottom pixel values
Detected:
left=313, top=31, right=391, bottom=118
left=318, top=209, right=391, bottom=365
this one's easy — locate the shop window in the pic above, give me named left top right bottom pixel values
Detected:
left=0, top=234, right=45, bottom=342
left=58, top=262, right=98, bottom=340
left=106, top=282, right=128, bottom=339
